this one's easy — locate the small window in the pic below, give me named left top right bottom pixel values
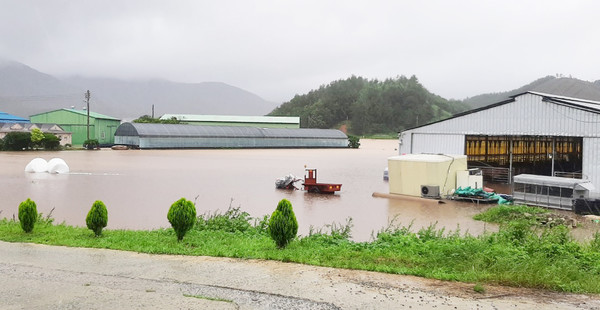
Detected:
left=101, top=131, right=106, bottom=139
left=525, top=184, right=537, bottom=194
left=548, top=186, right=561, bottom=197
left=561, top=188, right=573, bottom=198
left=514, top=183, right=525, bottom=192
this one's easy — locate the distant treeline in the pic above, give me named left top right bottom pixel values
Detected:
left=268, top=75, right=469, bottom=135
left=133, top=115, right=180, bottom=124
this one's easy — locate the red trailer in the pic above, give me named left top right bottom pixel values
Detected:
left=302, top=168, right=342, bottom=194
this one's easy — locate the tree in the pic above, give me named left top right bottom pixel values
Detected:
left=269, top=75, right=469, bottom=135
left=348, top=135, right=360, bottom=148
left=133, top=115, right=180, bottom=124
left=30, top=128, right=44, bottom=148
left=42, top=133, right=61, bottom=150
left=3, top=132, right=31, bottom=150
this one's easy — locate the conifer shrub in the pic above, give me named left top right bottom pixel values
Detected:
left=86, top=200, right=108, bottom=237
left=167, top=198, right=197, bottom=241
left=18, top=198, right=37, bottom=233
left=268, top=199, right=298, bottom=248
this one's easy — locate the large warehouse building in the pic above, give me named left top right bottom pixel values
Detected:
left=114, top=122, right=348, bottom=149
left=30, top=108, right=121, bottom=146
left=398, top=92, right=600, bottom=195
left=159, top=114, right=300, bottom=128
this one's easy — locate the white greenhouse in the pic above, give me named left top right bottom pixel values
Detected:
left=114, top=122, right=349, bottom=149
left=398, top=91, right=600, bottom=196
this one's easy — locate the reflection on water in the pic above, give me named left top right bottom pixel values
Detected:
left=3, top=140, right=593, bottom=242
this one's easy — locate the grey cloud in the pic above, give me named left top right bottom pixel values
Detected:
left=0, top=0, right=598, bottom=102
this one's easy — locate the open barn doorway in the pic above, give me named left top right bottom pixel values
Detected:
left=465, top=135, right=583, bottom=183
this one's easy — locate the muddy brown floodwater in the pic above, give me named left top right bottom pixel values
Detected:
left=0, top=139, right=569, bottom=241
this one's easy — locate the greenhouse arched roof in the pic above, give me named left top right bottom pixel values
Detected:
left=115, top=122, right=348, bottom=139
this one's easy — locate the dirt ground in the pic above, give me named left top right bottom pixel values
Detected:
left=1, top=241, right=599, bottom=310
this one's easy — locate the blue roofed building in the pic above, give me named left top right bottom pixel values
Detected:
left=0, top=111, right=30, bottom=123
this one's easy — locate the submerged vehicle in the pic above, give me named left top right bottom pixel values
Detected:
left=302, top=168, right=342, bottom=194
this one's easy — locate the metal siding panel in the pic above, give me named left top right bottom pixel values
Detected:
left=399, top=131, right=412, bottom=154
left=583, top=138, right=600, bottom=195
left=411, top=133, right=465, bottom=154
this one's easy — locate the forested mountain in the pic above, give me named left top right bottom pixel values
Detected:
left=268, top=75, right=469, bottom=135
left=463, top=76, right=600, bottom=109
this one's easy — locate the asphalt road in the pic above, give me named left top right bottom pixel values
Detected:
left=1, top=241, right=599, bottom=309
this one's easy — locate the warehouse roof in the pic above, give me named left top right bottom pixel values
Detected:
left=514, top=174, right=596, bottom=191
left=160, top=114, right=300, bottom=124
left=115, top=122, right=347, bottom=139
left=535, top=91, right=600, bottom=113
left=0, top=122, right=68, bottom=133
left=0, top=111, right=29, bottom=123
left=401, top=91, right=600, bottom=132
left=30, top=108, right=120, bottom=121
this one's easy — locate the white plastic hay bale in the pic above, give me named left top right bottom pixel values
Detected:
left=25, top=158, right=48, bottom=173
left=47, top=158, right=69, bottom=174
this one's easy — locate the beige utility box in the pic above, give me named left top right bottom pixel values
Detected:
left=388, top=154, right=468, bottom=197
left=456, top=168, right=484, bottom=189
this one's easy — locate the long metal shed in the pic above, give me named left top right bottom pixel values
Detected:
left=513, top=174, right=595, bottom=210
left=114, top=122, right=348, bottom=149
left=160, top=114, right=300, bottom=128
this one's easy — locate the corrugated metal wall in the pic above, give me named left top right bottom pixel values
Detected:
left=31, top=110, right=120, bottom=145
left=584, top=138, right=600, bottom=196
left=114, top=136, right=139, bottom=146
left=409, top=133, right=465, bottom=154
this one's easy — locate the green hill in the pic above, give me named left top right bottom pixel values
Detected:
left=268, top=75, right=469, bottom=135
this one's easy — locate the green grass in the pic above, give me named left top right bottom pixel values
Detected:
left=473, top=283, right=485, bottom=293
left=360, top=133, right=398, bottom=139
left=2, top=206, right=600, bottom=294
left=473, top=205, right=550, bottom=224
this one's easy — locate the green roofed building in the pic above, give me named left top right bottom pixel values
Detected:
left=30, top=109, right=121, bottom=146
left=160, top=114, right=300, bottom=128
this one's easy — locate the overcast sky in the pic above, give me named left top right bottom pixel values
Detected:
left=1, top=0, right=598, bottom=103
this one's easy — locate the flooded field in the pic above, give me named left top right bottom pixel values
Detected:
left=0, top=139, right=525, bottom=241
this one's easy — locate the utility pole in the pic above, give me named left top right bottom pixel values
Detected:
left=152, top=104, right=155, bottom=119
left=85, top=90, right=91, bottom=141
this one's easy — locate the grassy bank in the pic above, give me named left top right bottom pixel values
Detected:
left=360, top=133, right=398, bottom=139
left=1, top=206, right=600, bottom=294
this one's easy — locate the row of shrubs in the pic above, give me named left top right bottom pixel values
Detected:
left=1, top=130, right=62, bottom=151
left=16, top=197, right=300, bottom=248
left=18, top=198, right=108, bottom=236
